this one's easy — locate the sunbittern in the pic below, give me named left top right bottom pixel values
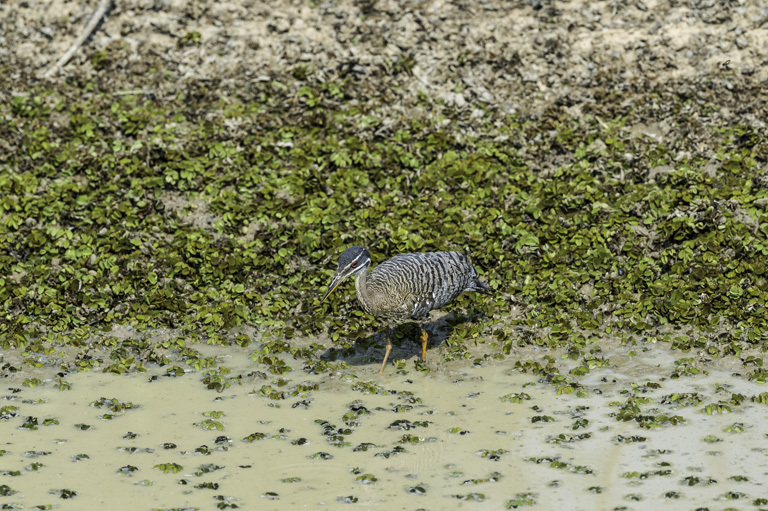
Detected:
left=321, top=246, right=491, bottom=373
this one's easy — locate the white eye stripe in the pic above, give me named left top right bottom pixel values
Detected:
left=346, top=251, right=366, bottom=270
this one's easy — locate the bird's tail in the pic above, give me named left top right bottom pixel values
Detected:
left=470, top=279, right=492, bottom=294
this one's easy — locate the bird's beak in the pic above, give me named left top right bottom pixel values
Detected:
left=321, top=270, right=351, bottom=303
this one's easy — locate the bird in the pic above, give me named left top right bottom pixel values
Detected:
left=321, top=246, right=491, bottom=373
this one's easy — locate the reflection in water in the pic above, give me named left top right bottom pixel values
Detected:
left=0, top=345, right=766, bottom=509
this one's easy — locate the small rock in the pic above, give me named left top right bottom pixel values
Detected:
left=501, top=104, right=517, bottom=115
left=702, top=159, right=719, bottom=178
left=588, top=139, right=607, bottom=154
left=476, top=89, right=493, bottom=103
left=648, top=165, right=675, bottom=181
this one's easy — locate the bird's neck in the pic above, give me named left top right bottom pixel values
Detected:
left=354, top=268, right=371, bottom=312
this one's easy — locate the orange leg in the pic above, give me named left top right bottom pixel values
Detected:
left=378, top=330, right=393, bottom=374
left=420, top=328, right=428, bottom=360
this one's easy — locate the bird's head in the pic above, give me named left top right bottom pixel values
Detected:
left=321, top=246, right=371, bottom=303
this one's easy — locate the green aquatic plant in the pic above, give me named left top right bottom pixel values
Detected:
left=507, top=492, right=536, bottom=507
left=154, top=463, right=183, bottom=474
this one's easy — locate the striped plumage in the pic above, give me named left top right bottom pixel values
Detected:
left=356, top=251, right=489, bottom=324
left=322, top=246, right=490, bottom=373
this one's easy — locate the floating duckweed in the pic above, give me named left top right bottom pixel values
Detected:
left=195, top=464, right=223, bottom=476
left=22, top=378, right=43, bottom=388
left=389, top=419, right=430, bottom=430
left=154, top=463, right=183, bottom=474
left=351, top=381, right=385, bottom=395
left=507, top=492, right=536, bottom=507
left=22, top=451, right=51, bottom=458
left=54, top=488, right=78, bottom=499
left=615, top=435, right=646, bottom=443
left=0, top=406, right=18, bottom=419
left=453, top=492, right=485, bottom=501
left=252, top=355, right=292, bottom=375
left=119, top=465, right=138, bottom=476
left=20, top=417, right=39, bottom=430
left=622, top=469, right=672, bottom=479
left=399, top=434, right=435, bottom=445
left=243, top=432, right=267, bottom=442
left=682, top=475, right=718, bottom=486
left=547, top=433, right=591, bottom=444
left=500, top=392, right=531, bottom=403
left=478, top=448, right=506, bottom=461
left=463, top=472, right=502, bottom=485
left=90, top=397, right=139, bottom=413
left=118, top=446, right=153, bottom=454
left=374, top=446, right=406, bottom=458
left=212, top=494, right=239, bottom=508
left=526, top=457, right=594, bottom=474
left=166, top=366, right=186, bottom=377
left=355, top=473, right=377, bottom=484
left=196, top=419, right=224, bottom=431
left=702, top=403, right=732, bottom=415
left=660, top=393, right=703, bottom=407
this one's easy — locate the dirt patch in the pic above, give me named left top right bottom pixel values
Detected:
left=3, top=0, right=767, bottom=115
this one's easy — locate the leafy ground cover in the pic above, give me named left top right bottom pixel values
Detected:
left=2, top=67, right=766, bottom=391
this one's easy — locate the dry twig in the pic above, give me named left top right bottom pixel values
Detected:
left=43, top=0, right=113, bottom=78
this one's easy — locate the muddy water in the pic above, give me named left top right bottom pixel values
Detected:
left=0, top=345, right=766, bottom=510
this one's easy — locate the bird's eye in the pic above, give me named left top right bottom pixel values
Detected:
left=351, top=261, right=358, bottom=268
